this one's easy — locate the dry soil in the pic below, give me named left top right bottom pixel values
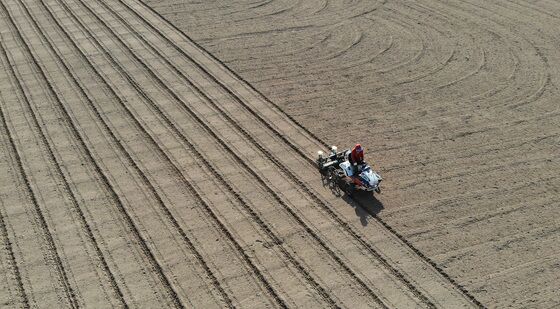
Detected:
left=0, top=0, right=558, bottom=308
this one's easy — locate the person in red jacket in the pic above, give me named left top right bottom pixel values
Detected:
left=348, top=143, right=364, bottom=174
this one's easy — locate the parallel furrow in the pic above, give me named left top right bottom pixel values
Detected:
left=0, top=40, right=125, bottom=308
left=0, top=202, right=28, bottom=308
left=49, top=0, right=345, bottom=306
left=0, top=1, right=183, bottom=307
left=109, top=2, right=434, bottom=305
left=0, top=78, right=29, bottom=308
left=77, top=0, right=372, bottom=307
left=31, top=0, right=291, bottom=306
left=1, top=5, right=128, bottom=307
left=121, top=1, right=485, bottom=307
left=119, top=0, right=324, bottom=168
left=133, top=0, right=330, bottom=151
left=102, top=0, right=440, bottom=307
left=0, top=41, right=78, bottom=309
left=69, top=0, right=391, bottom=306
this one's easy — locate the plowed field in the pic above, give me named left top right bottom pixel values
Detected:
left=0, top=0, right=558, bottom=308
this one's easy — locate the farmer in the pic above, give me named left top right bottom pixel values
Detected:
left=348, top=143, right=364, bottom=174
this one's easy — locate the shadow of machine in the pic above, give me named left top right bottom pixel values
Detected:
left=321, top=172, right=384, bottom=226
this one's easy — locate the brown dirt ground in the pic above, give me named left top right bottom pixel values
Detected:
left=144, top=0, right=560, bottom=307
left=0, top=0, right=558, bottom=308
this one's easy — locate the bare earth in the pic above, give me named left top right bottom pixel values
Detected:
left=0, top=0, right=558, bottom=308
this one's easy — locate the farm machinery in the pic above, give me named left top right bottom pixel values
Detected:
left=317, top=146, right=382, bottom=196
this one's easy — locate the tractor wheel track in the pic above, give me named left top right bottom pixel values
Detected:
left=0, top=37, right=126, bottom=308
left=119, top=0, right=331, bottom=167
left=105, top=2, right=438, bottom=306
left=0, top=66, right=29, bottom=308
left=0, top=41, right=78, bottom=309
left=61, top=0, right=405, bottom=307
left=3, top=37, right=123, bottom=307
left=136, top=0, right=329, bottom=153
left=1, top=3, right=172, bottom=307
left=13, top=0, right=255, bottom=307
left=92, top=0, right=439, bottom=307
left=27, top=0, right=303, bottom=306
left=46, top=0, right=357, bottom=306
left=38, top=0, right=316, bottom=306
left=3, top=23, right=164, bottom=308
left=102, top=4, right=435, bottom=307
left=3, top=27, right=163, bottom=306
left=0, top=5, right=129, bottom=307
left=0, top=196, right=29, bottom=308
left=0, top=56, right=61, bottom=309
left=16, top=1, right=234, bottom=304
left=0, top=1, right=185, bottom=307
left=0, top=3, right=162, bottom=308
left=74, top=1, right=384, bottom=305
left=2, top=0, right=481, bottom=306
left=0, top=97, right=39, bottom=309
left=117, top=0, right=485, bottom=307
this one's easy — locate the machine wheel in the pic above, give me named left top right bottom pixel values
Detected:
left=327, top=166, right=338, bottom=181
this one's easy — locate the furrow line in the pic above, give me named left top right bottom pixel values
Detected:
left=0, top=40, right=78, bottom=309
left=132, top=0, right=330, bottom=150
left=0, top=36, right=125, bottom=308
left=70, top=0, right=339, bottom=304
left=100, top=0, right=435, bottom=307
left=71, top=0, right=387, bottom=306
left=0, top=202, right=28, bottom=308
left=80, top=0, right=352, bottom=307
left=0, top=70, right=29, bottom=308
left=120, top=1, right=485, bottom=306
left=1, top=4, right=128, bottom=307
left=1, top=1, right=184, bottom=307
left=34, top=0, right=287, bottom=306
left=118, top=0, right=328, bottom=165
left=54, top=0, right=338, bottom=305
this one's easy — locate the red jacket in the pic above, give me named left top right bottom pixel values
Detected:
left=351, top=146, right=364, bottom=164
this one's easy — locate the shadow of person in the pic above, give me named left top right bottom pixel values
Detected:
left=341, top=191, right=384, bottom=226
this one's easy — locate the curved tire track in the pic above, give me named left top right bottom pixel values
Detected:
left=103, top=2, right=436, bottom=306
left=50, top=0, right=356, bottom=306
left=109, top=1, right=485, bottom=307
left=69, top=0, right=403, bottom=306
